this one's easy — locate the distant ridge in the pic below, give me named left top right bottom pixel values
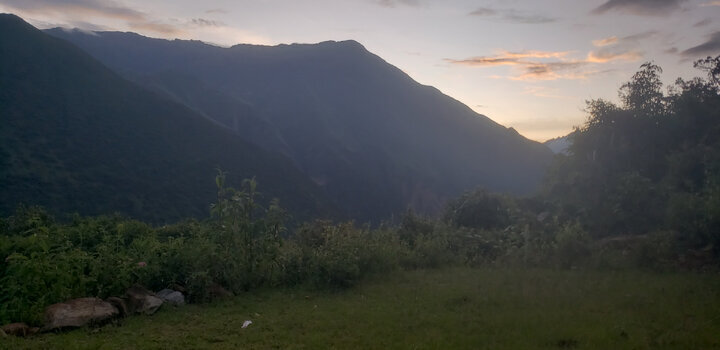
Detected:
left=544, top=135, right=572, bottom=154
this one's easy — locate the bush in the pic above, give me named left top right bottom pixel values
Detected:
left=288, top=221, right=402, bottom=288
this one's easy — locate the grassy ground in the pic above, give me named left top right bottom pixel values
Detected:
left=3, top=267, right=720, bottom=349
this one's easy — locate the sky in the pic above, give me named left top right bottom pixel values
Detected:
left=1, top=0, right=719, bottom=141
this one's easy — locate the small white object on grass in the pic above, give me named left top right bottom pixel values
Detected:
left=242, top=320, right=253, bottom=328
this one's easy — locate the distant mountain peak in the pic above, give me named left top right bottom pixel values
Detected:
left=0, top=12, right=38, bottom=32
left=544, top=134, right=573, bottom=154
left=0, top=12, right=23, bottom=22
left=319, top=39, right=366, bottom=49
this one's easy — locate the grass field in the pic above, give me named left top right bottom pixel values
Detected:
left=3, top=267, right=719, bottom=349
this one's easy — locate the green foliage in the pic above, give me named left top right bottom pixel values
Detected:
left=2, top=176, right=470, bottom=325
left=0, top=175, right=290, bottom=324
left=0, top=212, right=147, bottom=324
left=553, top=221, right=590, bottom=268
left=284, top=221, right=403, bottom=287
left=443, top=188, right=513, bottom=230
left=543, top=56, right=720, bottom=264
left=3, top=57, right=720, bottom=329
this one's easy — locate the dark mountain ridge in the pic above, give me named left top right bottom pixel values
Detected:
left=0, top=14, right=336, bottom=223
left=47, top=27, right=554, bottom=221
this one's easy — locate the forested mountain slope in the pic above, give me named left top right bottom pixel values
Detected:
left=48, top=28, right=554, bottom=221
left=0, top=14, right=335, bottom=223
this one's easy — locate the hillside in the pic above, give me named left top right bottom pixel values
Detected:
left=47, top=29, right=554, bottom=221
left=0, top=14, right=335, bottom=223
left=544, top=135, right=571, bottom=154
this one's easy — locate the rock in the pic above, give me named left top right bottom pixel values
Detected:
left=2, top=322, right=36, bottom=337
left=42, top=298, right=119, bottom=331
left=125, top=285, right=163, bottom=315
left=156, top=289, right=185, bottom=306
left=208, top=282, right=233, bottom=299
left=106, top=297, right=129, bottom=317
left=170, top=283, right=186, bottom=294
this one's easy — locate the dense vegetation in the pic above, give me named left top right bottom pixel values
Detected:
left=2, top=56, right=720, bottom=329
left=544, top=57, right=720, bottom=264
left=0, top=173, right=455, bottom=325
left=2, top=15, right=719, bottom=347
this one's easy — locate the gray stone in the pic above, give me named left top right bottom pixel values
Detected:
left=156, top=289, right=185, bottom=306
left=170, top=284, right=186, bottom=293
left=42, top=298, right=119, bottom=331
left=105, top=296, right=129, bottom=317
left=2, top=322, right=37, bottom=337
left=125, top=285, right=163, bottom=315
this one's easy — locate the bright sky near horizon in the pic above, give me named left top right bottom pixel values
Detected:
left=1, top=0, right=719, bottom=141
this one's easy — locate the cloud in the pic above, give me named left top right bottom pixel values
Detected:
left=591, top=0, right=685, bottom=16
left=0, top=0, right=144, bottom=20
left=700, top=1, right=720, bottom=6
left=0, top=0, right=273, bottom=45
left=128, top=21, right=179, bottom=34
left=620, top=31, right=658, bottom=42
left=515, top=61, right=590, bottom=80
left=446, top=56, right=524, bottom=66
left=469, top=7, right=497, bottom=16
left=205, top=8, right=228, bottom=14
left=694, top=18, right=712, bottom=27
left=592, top=36, right=618, bottom=47
left=469, top=6, right=556, bottom=24
left=446, top=50, right=595, bottom=80
left=0, top=0, right=183, bottom=34
left=588, top=31, right=653, bottom=62
left=446, top=45, right=641, bottom=81
left=191, top=18, right=221, bottom=27
left=376, top=0, right=419, bottom=8
left=586, top=49, right=643, bottom=63
left=60, top=25, right=100, bottom=36
left=445, top=50, right=571, bottom=66
left=681, top=31, right=720, bottom=57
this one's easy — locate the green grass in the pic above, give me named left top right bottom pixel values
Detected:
left=4, top=267, right=720, bottom=349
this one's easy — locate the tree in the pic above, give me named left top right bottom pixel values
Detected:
left=619, top=62, right=666, bottom=119
left=694, top=55, right=720, bottom=87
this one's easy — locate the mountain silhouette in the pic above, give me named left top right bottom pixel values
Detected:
left=47, top=27, right=554, bottom=221
left=0, top=14, right=336, bottom=223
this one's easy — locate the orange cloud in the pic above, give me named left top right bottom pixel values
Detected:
left=592, top=36, right=618, bottom=47
left=586, top=50, right=643, bottom=63
left=499, top=50, right=572, bottom=59
left=444, top=50, right=571, bottom=67
left=445, top=57, right=523, bottom=66
left=446, top=50, right=592, bottom=81
left=446, top=39, right=646, bottom=81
